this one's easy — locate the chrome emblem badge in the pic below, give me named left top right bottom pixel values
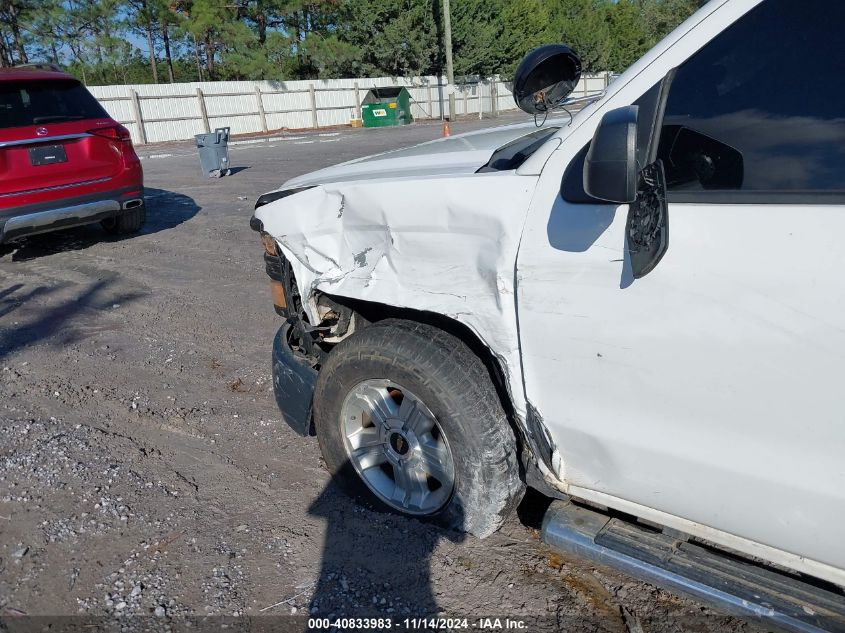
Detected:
left=36, top=127, right=48, bottom=136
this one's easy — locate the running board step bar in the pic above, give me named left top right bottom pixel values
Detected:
left=541, top=499, right=845, bottom=633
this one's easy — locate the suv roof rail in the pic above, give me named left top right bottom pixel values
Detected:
left=13, top=63, right=65, bottom=72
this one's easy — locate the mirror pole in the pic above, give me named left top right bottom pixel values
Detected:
left=442, top=0, right=457, bottom=121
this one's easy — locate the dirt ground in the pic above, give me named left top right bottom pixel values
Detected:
left=0, top=118, right=766, bottom=632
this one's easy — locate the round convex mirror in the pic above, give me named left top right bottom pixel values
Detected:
left=513, top=44, right=582, bottom=115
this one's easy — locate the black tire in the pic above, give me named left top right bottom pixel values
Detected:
left=101, top=205, right=146, bottom=235
left=313, top=319, right=525, bottom=537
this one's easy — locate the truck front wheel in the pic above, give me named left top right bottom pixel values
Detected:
left=313, top=319, right=524, bottom=537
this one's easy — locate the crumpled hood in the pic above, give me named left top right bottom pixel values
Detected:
left=282, top=120, right=549, bottom=188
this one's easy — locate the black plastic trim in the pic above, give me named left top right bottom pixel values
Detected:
left=668, top=191, right=845, bottom=205
left=642, top=69, right=676, bottom=166
left=264, top=251, right=283, bottom=281
left=253, top=185, right=317, bottom=210
left=272, top=322, right=318, bottom=436
left=583, top=106, right=639, bottom=204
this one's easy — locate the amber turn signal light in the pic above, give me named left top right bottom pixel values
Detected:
left=270, top=280, right=287, bottom=309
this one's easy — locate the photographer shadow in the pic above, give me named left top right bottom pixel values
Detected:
left=307, top=467, right=464, bottom=621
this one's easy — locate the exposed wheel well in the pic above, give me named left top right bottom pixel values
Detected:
left=336, top=295, right=513, bottom=413
left=273, top=248, right=562, bottom=497
left=319, top=293, right=563, bottom=499
left=268, top=250, right=561, bottom=495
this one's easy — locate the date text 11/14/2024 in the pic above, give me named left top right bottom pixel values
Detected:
left=307, top=617, right=529, bottom=630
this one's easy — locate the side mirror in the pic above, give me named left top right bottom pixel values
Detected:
left=583, top=105, right=639, bottom=204
left=513, top=44, right=582, bottom=115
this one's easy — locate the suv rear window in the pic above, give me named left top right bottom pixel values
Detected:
left=0, top=79, right=108, bottom=129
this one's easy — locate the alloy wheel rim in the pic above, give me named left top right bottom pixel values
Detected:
left=340, top=379, right=456, bottom=515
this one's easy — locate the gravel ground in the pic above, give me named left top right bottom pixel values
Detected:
left=0, top=117, right=765, bottom=632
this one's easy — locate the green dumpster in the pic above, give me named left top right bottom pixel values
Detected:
left=361, top=87, right=413, bottom=128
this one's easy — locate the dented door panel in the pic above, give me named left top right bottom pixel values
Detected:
left=518, top=131, right=845, bottom=581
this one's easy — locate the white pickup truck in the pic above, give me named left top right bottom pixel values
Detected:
left=251, top=0, right=845, bottom=629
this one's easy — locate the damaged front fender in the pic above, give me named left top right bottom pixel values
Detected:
left=254, top=172, right=558, bottom=474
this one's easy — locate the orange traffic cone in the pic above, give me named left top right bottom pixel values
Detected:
left=442, top=120, right=451, bottom=137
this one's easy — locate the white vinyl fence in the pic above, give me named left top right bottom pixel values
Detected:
left=88, top=73, right=613, bottom=145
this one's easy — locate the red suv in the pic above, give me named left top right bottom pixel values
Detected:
left=0, top=65, right=144, bottom=244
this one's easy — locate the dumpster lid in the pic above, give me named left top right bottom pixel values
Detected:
left=362, top=86, right=409, bottom=104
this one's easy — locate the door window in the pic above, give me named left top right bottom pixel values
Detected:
left=656, top=0, right=845, bottom=200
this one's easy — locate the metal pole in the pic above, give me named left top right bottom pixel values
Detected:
left=129, top=89, right=147, bottom=145
left=255, top=85, right=268, bottom=133
left=354, top=82, right=361, bottom=120
left=195, top=88, right=210, bottom=133
left=309, top=83, right=318, bottom=128
left=442, top=0, right=456, bottom=121
left=478, top=82, right=483, bottom=120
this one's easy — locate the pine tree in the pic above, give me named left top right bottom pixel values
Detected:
left=5, top=0, right=703, bottom=84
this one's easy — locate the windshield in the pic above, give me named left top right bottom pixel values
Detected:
left=0, top=79, right=108, bottom=129
left=477, top=126, right=560, bottom=172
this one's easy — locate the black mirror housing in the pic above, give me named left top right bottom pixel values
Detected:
left=513, top=44, right=582, bottom=115
left=584, top=105, right=639, bottom=204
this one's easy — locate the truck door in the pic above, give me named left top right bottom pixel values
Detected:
left=517, top=0, right=845, bottom=576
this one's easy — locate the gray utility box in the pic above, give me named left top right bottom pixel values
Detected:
left=195, top=127, right=231, bottom=178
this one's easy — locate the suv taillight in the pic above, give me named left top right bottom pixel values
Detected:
left=87, top=124, right=132, bottom=142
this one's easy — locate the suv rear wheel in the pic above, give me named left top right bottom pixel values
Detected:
left=101, top=205, right=146, bottom=235
left=313, top=319, right=524, bottom=537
